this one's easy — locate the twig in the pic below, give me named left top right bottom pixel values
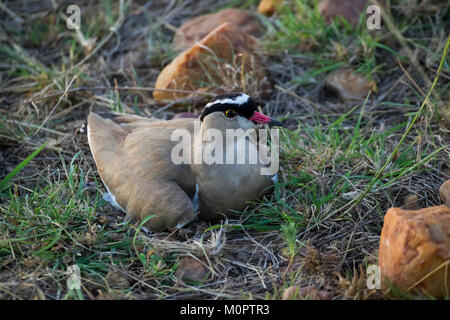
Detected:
left=4, top=120, right=68, bottom=136
left=0, top=2, right=24, bottom=24
left=275, top=84, right=320, bottom=112
left=33, top=76, right=77, bottom=136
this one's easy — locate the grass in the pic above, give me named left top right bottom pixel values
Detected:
left=0, top=0, right=449, bottom=300
left=266, top=0, right=388, bottom=81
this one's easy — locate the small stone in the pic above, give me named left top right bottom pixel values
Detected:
left=173, top=9, right=263, bottom=51
left=282, top=285, right=331, bottom=300
left=378, top=206, right=450, bottom=298
left=325, top=68, right=376, bottom=102
left=403, top=194, right=420, bottom=210
left=175, top=256, right=210, bottom=283
left=318, top=0, right=385, bottom=26
left=257, top=0, right=283, bottom=16
left=439, top=179, right=450, bottom=207
left=154, top=22, right=266, bottom=101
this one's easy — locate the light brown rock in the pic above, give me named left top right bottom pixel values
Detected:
left=378, top=206, right=450, bottom=298
left=325, top=68, right=376, bottom=102
left=439, top=180, right=450, bottom=207
left=282, top=285, right=331, bottom=300
left=173, top=8, right=263, bottom=51
left=318, top=0, right=385, bottom=26
left=175, top=256, right=210, bottom=283
left=154, top=22, right=265, bottom=101
left=257, top=0, right=283, bottom=16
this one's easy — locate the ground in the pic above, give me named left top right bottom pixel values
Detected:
left=0, top=0, right=449, bottom=300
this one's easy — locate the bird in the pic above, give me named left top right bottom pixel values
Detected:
left=86, top=92, right=283, bottom=231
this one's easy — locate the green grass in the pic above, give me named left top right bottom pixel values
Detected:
left=0, top=151, right=177, bottom=299
left=241, top=104, right=443, bottom=232
left=265, top=0, right=392, bottom=81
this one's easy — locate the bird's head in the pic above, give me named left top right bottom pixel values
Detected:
left=199, top=93, right=284, bottom=130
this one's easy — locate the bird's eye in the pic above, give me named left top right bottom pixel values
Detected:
left=224, top=109, right=238, bottom=119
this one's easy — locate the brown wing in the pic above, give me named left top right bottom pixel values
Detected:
left=87, top=112, right=198, bottom=230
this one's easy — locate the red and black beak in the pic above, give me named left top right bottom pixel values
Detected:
left=249, top=112, right=284, bottom=127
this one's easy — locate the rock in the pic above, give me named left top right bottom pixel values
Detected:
left=172, top=112, right=199, bottom=119
left=378, top=206, right=450, bottom=298
left=175, top=256, right=210, bottom=283
left=318, top=0, right=385, bottom=26
left=154, top=22, right=266, bottom=101
left=173, top=9, right=263, bottom=51
left=403, top=194, right=420, bottom=210
left=257, top=0, right=283, bottom=16
left=439, top=180, right=450, bottom=207
left=282, top=285, right=331, bottom=300
left=325, top=68, right=376, bottom=102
